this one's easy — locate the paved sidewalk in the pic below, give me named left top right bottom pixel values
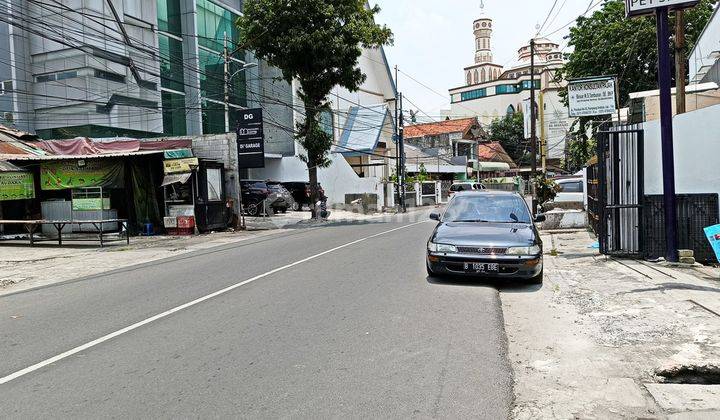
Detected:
left=502, top=230, right=720, bottom=419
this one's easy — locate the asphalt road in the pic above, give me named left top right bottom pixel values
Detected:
left=0, top=218, right=512, bottom=418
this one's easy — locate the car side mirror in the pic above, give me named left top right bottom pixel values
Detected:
left=429, top=212, right=441, bottom=221
left=534, top=214, right=546, bottom=223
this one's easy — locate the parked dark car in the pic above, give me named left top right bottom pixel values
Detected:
left=266, top=181, right=294, bottom=213
left=426, top=191, right=545, bottom=284
left=239, top=180, right=278, bottom=216
left=281, top=182, right=325, bottom=211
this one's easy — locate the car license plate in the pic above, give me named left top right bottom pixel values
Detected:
left=464, top=262, right=499, bottom=273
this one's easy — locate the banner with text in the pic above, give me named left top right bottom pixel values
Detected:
left=568, top=77, right=618, bottom=118
left=41, top=159, right=124, bottom=190
left=0, top=172, right=35, bottom=201
left=236, top=108, right=265, bottom=169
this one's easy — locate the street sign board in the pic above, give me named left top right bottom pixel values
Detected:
left=704, top=224, right=720, bottom=263
left=625, top=0, right=700, bottom=17
left=567, top=76, right=618, bottom=117
left=236, top=108, right=265, bottom=169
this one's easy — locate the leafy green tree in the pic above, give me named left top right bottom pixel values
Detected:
left=238, top=0, right=392, bottom=212
left=488, top=112, right=528, bottom=166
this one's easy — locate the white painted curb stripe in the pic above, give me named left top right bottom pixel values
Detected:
left=0, top=221, right=428, bottom=385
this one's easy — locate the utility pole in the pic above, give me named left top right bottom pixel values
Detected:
left=675, top=9, right=687, bottom=115
left=399, top=92, right=406, bottom=213
left=539, top=91, right=547, bottom=174
left=656, top=7, right=680, bottom=262
left=529, top=38, right=538, bottom=215
left=394, top=65, right=401, bottom=210
left=223, top=32, right=230, bottom=133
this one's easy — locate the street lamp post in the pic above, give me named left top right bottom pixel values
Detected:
left=223, top=32, right=258, bottom=133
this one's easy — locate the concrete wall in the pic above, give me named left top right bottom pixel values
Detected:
left=643, top=104, right=720, bottom=214
left=249, top=152, right=387, bottom=209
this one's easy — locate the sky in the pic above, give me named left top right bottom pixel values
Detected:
left=372, top=0, right=602, bottom=121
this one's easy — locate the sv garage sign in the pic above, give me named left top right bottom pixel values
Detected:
left=236, top=108, right=265, bottom=169
left=625, top=0, right=700, bottom=17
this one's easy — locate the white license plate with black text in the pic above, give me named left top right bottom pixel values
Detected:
left=463, top=262, right=499, bottom=273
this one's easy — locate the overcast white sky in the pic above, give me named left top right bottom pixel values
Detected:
left=372, top=0, right=602, bottom=120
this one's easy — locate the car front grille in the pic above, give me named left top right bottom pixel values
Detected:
left=456, top=246, right=507, bottom=255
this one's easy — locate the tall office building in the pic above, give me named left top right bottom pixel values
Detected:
left=0, top=0, right=294, bottom=154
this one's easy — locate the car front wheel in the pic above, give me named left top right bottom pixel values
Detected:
left=528, top=270, right=543, bottom=285
left=426, top=264, right=435, bottom=277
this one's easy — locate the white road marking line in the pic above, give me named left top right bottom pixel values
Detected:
left=0, top=220, right=429, bottom=385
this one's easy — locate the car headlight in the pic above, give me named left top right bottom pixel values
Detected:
left=428, top=242, right=457, bottom=253
left=506, top=245, right=542, bottom=255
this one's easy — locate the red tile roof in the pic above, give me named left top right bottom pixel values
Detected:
left=404, top=118, right=478, bottom=139
left=478, top=141, right=517, bottom=168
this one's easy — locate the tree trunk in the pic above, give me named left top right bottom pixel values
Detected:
left=308, top=162, right=319, bottom=218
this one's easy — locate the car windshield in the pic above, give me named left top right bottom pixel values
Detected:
left=443, top=194, right=531, bottom=223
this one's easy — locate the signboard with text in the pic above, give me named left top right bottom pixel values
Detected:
left=0, top=172, right=35, bottom=201
left=163, top=157, right=199, bottom=174
left=625, top=0, right=700, bottom=17
left=704, top=224, right=720, bottom=263
left=236, top=108, right=265, bottom=169
left=567, top=77, right=618, bottom=117
left=40, top=160, right=124, bottom=190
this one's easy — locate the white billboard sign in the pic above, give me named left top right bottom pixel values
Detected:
left=567, top=77, right=617, bottom=118
left=625, top=0, right=700, bottom=17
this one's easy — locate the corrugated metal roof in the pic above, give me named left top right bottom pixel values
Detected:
left=1, top=150, right=164, bottom=161
left=336, top=104, right=393, bottom=156
left=0, top=160, right=27, bottom=172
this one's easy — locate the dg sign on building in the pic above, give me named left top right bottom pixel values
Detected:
left=625, top=0, right=700, bottom=17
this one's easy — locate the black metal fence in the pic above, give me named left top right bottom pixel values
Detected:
left=643, top=194, right=719, bottom=263
left=595, top=126, right=645, bottom=257
left=586, top=159, right=600, bottom=235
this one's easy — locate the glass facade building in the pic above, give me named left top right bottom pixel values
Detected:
left=2, top=0, right=263, bottom=138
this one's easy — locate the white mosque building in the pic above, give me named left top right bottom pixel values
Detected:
left=447, top=5, right=573, bottom=165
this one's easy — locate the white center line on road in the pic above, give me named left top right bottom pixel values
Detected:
left=0, top=220, right=430, bottom=385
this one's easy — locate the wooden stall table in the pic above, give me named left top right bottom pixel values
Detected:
left=0, top=219, right=129, bottom=247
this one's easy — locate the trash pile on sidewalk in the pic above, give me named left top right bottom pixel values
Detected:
left=502, top=230, right=720, bottom=419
